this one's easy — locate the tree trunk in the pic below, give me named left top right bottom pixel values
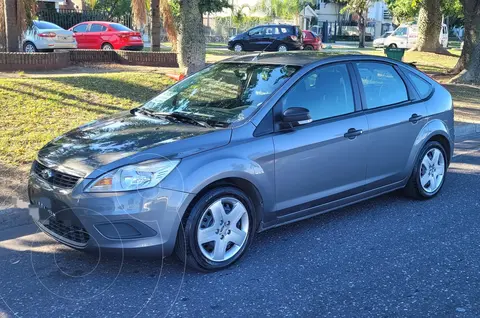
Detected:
left=0, top=0, right=6, bottom=52
left=150, top=0, right=161, bottom=51
left=4, top=0, right=20, bottom=52
left=410, top=0, right=447, bottom=53
left=451, top=0, right=480, bottom=73
left=456, top=42, right=480, bottom=83
left=358, top=14, right=365, bottom=49
left=177, top=0, right=205, bottom=75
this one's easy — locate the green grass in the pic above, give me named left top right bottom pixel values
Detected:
left=0, top=72, right=173, bottom=167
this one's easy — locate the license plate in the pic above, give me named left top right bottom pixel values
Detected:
left=29, top=198, right=55, bottom=221
left=131, top=36, right=140, bottom=40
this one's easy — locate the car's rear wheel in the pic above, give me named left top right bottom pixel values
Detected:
left=233, top=43, right=243, bottom=52
left=23, top=42, right=38, bottom=53
left=102, top=43, right=114, bottom=50
left=175, top=186, right=256, bottom=271
left=405, top=141, right=447, bottom=199
left=388, top=43, right=398, bottom=48
left=303, top=45, right=314, bottom=50
left=277, top=44, right=288, bottom=52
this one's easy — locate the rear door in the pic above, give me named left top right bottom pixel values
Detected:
left=354, top=61, right=427, bottom=190
left=273, top=63, right=369, bottom=220
left=85, top=23, right=107, bottom=49
left=72, top=23, right=88, bottom=48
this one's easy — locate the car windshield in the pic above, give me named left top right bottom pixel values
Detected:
left=34, top=21, right=62, bottom=30
left=110, top=23, right=132, bottom=31
left=140, top=63, right=299, bottom=126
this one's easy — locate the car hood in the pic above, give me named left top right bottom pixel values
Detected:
left=37, top=111, right=232, bottom=179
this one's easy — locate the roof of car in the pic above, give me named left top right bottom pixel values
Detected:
left=222, top=52, right=411, bottom=68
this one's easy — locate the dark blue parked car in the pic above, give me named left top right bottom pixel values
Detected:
left=228, top=24, right=303, bottom=52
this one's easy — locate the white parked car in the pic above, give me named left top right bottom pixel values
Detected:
left=384, top=23, right=449, bottom=49
left=23, top=21, right=77, bottom=53
left=373, top=31, right=394, bottom=48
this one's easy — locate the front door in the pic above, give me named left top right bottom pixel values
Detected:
left=72, top=23, right=88, bottom=49
left=273, top=63, right=369, bottom=219
left=354, top=61, right=427, bottom=190
left=246, top=26, right=265, bottom=51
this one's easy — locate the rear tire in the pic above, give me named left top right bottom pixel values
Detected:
left=303, top=45, right=314, bottom=50
left=277, top=44, right=288, bottom=52
left=102, top=43, right=114, bottom=50
left=23, top=42, right=38, bottom=53
left=175, top=186, right=256, bottom=271
left=404, top=141, right=447, bottom=200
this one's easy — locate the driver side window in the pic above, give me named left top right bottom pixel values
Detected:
left=249, top=27, right=264, bottom=37
left=280, top=64, right=355, bottom=122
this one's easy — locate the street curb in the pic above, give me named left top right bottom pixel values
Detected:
left=454, top=123, right=480, bottom=138
left=0, top=207, right=32, bottom=231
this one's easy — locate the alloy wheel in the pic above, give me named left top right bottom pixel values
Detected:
left=24, top=43, right=36, bottom=53
left=278, top=45, right=287, bottom=52
left=234, top=44, right=242, bottom=52
left=419, top=148, right=445, bottom=193
left=197, top=197, right=249, bottom=262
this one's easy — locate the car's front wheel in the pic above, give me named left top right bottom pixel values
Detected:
left=405, top=141, right=447, bottom=199
left=175, top=186, right=256, bottom=271
left=233, top=43, right=243, bottom=52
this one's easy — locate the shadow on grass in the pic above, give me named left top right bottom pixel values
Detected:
left=48, top=76, right=162, bottom=104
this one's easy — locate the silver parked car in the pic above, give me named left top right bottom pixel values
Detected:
left=23, top=20, right=77, bottom=52
left=373, top=31, right=394, bottom=48
left=29, top=53, right=454, bottom=271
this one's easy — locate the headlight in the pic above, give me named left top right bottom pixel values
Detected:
left=85, top=160, right=180, bottom=192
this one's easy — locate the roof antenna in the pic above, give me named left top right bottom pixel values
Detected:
left=252, top=38, right=277, bottom=62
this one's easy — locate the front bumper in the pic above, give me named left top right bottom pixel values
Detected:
left=28, top=169, right=194, bottom=257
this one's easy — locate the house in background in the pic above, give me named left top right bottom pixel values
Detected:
left=36, top=0, right=86, bottom=11
left=304, top=0, right=393, bottom=39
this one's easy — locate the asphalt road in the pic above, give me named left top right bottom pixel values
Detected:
left=1, top=135, right=480, bottom=317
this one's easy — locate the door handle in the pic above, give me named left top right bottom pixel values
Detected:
left=409, top=113, right=424, bottom=123
left=344, top=128, right=363, bottom=139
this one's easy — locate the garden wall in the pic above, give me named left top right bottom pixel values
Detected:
left=0, top=50, right=178, bottom=71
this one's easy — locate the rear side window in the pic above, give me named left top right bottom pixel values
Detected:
left=405, top=71, right=432, bottom=99
left=73, top=24, right=88, bottom=32
left=34, top=21, right=62, bottom=30
left=109, top=23, right=132, bottom=31
left=356, top=62, right=408, bottom=109
left=89, top=24, right=107, bottom=32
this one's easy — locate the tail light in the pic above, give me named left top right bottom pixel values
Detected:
left=38, top=32, right=56, bottom=38
left=290, top=35, right=298, bottom=41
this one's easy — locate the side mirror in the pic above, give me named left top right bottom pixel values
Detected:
left=282, top=107, right=311, bottom=125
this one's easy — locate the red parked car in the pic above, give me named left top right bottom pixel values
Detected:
left=69, top=21, right=144, bottom=51
left=302, top=30, right=322, bottom=50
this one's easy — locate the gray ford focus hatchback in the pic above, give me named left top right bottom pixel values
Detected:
left=29, top=53, right=454, bottom=271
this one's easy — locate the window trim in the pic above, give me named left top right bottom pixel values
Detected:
left=398, top=66, right=435, bottom=102
left=89, top=23, right=106, bottom=32
left=73, top=23, right=88, bottom=33
left=273, top=61, right=360, bottom=132
left=353, top=61, right=417, bottom=112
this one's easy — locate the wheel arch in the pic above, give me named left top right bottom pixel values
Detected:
left=181, top=176, right=264, bottom=232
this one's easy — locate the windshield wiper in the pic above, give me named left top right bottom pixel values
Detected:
left=133, top=108, right=217, bottom=128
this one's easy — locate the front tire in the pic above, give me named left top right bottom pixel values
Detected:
left=233, top=43, right=243, bottom=52
left=388, top=43, right=398, bottom=48
left=175, top=187, right=256, bottom=271
left=303, top=45, right=314, bottom=50
left=404, top=141, right=447, bottom=199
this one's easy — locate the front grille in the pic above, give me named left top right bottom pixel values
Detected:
left=44, top=218, right=90, bottom=244
left=33, top=161, right=81, bottom=189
